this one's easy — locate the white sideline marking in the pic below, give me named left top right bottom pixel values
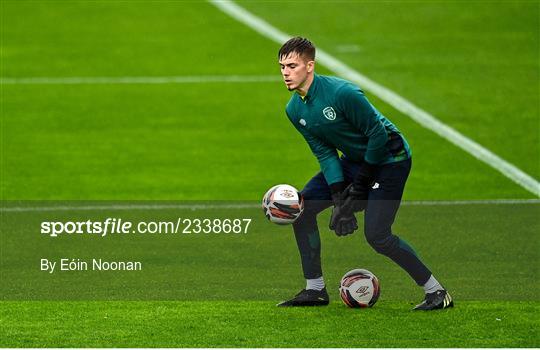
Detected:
left=1, top=199, right=539, bottom=212
left=0, top=203, right=257, bottom=212
left=404, top=199, right=540, bottom=206
left=0, top=75, right=282, bottom=85
left=209, top=0, right=540, bottom=198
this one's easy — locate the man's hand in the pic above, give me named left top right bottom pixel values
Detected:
left=341, top=183, right=369, bottom=213
left=329, top=192, right=358, bottom=236
left=340, top=161, right=378, bottom=214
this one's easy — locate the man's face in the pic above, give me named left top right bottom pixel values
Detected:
left=279, top=52, right=313, bottom=91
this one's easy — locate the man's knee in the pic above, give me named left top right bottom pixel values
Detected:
left=293, top=210, right=315, bottom=229
left=293, top=206, right=322, bottom=233
left=365, top=229, right=399, bottom=255
left=299, top=197, right=332, bottom=220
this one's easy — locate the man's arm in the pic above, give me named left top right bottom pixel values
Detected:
left=337, top=87, right=388, bottom=211
left=287, top=110, right=344, bottom=186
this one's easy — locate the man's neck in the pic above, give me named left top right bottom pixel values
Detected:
left=296, top=74, right=314, bottom=97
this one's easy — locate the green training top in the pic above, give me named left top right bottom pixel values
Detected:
left=285, top=74, right=411, bottom=185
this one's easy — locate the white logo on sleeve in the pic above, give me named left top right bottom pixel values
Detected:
left=372, top=182, right=380, bottom=189
left=299, top=119, right=306, bottom=126
left=322, top=106, right=336, bottom=120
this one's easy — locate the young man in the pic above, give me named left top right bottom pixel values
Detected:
left=277, top=37, right=453, bottom=310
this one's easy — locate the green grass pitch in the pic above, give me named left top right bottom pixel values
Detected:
left=1, top=1, right=539, bottom=348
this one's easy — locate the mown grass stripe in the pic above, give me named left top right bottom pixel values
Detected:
left=0, top=75, right=282, bottom=85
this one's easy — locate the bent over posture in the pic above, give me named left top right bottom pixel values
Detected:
left=277, top=37, right=453, bottom=311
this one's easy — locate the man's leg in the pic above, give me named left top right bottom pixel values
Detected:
left=364, top=159, right=431, bottom=284
left=291, top=157, right=364, bottom=282
left=363, top=158, right=453, bottom=310
left=292, top=172, right=332, bottom=280
left=291, top=158, right=365, bottom=281
left=277, top=172, right=334, bottom=306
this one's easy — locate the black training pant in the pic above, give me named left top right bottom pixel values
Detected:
left=292, top=157, right=432, bottom=285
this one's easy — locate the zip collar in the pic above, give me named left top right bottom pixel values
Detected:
left=298, top=73, right=319, bottom=103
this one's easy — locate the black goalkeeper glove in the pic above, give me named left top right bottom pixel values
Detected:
left=341, top=161, right=378, bottom=213
left=329, top=190, right=358, bottom=237
left=341, top=183, right=369, bottom=213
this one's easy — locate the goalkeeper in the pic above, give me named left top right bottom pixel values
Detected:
left=277, top=37, right=453, bottom=311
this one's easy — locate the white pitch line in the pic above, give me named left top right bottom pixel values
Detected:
left=0, top=203, right=258, bottom=213
left=1, top=199, right=539, bottom=212
left=404, top=199, right=540, bottom=206
left=209, top=0, right=540, bottom=198
left=0, top=75, right=282, bottom=85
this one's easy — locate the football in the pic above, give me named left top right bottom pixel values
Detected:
left=262, top=184, right=304, bottom=225
left=339, top=268, right=380, bottom=308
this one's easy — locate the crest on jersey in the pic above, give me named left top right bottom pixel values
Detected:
left=323, top=106, right=336, bottom=120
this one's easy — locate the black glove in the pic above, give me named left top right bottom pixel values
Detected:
left=341, top=161, right=378, bottom=213
left=329, top=191, right=358, bottom=236
left=341, top=183, right=369, bottom=213
left=354, top=161, right=378, bottom=189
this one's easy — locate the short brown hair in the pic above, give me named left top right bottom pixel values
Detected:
left=278, top=37, right=315, bottom=61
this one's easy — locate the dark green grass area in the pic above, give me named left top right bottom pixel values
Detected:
left=1, top=203, right=538, bottom=301
left=1, top=1, right=275, bottom=77
left=1, top=203, right=538, bottom=346
left=1, top=301, right=538, bottom=348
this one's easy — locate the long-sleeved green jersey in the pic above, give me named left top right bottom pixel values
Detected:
left=285, top=74, right=411, bottom=185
